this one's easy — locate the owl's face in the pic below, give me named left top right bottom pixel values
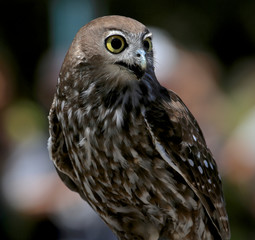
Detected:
left=66, top=16, right=154, bottom=81
left=101, top=29, right=153, bottom=79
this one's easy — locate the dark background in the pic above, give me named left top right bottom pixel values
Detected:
left=1, top=0, right=255, bottom=96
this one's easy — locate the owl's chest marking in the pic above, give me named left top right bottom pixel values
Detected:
left=56, top=80, right=205, bottom=239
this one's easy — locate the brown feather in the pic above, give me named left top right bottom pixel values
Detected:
left=48, top=15, right=230, bottom=240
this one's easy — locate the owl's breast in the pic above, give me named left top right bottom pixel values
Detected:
left=57, top=93, right=206, bottom=239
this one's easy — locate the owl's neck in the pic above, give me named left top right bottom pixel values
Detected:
left=76, top=69, right=168, bottom=130
left=88, top=68, right=162, bottom=106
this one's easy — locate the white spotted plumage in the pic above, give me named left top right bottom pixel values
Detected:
left=48, top=15, right=230, bottom=240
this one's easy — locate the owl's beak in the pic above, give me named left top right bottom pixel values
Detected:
left=135, top=49, right=147, bottom=71
left=116, top=49, right=147, bottom=79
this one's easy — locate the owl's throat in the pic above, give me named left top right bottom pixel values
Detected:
left=116, top=61, right=145, bottom=79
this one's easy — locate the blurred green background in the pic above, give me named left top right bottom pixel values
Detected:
left=0, top=0, right=255, bottom=239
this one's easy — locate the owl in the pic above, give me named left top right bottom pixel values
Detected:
left=48, top=15, right=230, bottom=240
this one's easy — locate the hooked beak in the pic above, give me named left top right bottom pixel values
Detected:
left=135, top=49, right=147, bottom=72
left=116, top=49, right=147, bottom=79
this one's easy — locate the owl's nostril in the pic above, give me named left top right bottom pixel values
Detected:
left=136, top=49, right=146, bottom=59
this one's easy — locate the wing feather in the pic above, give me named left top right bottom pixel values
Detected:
left=144, top=89, right=230, bottom=239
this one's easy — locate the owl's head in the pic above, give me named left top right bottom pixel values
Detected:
left=63, top=15, right=154, bottom=81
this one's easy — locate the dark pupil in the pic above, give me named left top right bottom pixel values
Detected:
left=111, top=38, right=122, bottom=49
left=144, top=40, right=150, bottom=50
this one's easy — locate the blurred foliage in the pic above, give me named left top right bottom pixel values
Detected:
left=3, top=99, right=46, bottom=143
left=223, top=181, right=255, bottom=240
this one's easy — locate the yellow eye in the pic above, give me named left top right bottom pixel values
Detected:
left=105, top=35, right=127, bottom=54
left=143, top=37, right=152, bottom=52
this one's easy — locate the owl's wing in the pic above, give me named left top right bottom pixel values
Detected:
left=143, top=89, right=230, bottom=240
left=48, top=97, right=83, bottom=196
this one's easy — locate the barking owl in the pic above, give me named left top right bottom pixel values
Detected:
left=48, top=15, right=230, bottom=240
